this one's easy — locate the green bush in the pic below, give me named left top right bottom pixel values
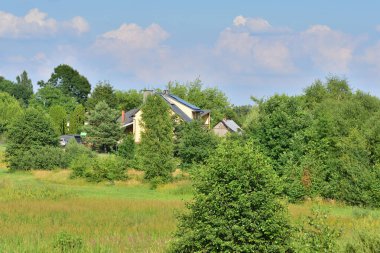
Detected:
left=53, top=231, right=83, bottom=253
left=344, top=232, right=380, bottom=253
left=70, top=154, right=127, bottom=182
left=292, top=209, right=341, bottom=253
left=116, top=134, right=135, bottom=160
left=65, top=139, right=95, bottom=164
left=170, top=139, right=292, bottom=252
left=7, top=146, right=67, bottom=170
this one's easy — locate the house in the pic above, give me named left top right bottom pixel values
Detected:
left=120, top=90, right=211, bottom=143
left=213, top=119, right=242, bottom=137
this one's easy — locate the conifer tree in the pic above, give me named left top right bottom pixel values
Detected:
left=138, top=94, right=175, bottom=182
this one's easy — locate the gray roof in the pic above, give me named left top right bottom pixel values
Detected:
left=222, top=119, right=242, bottom=133
left=121, top=108, right=139, bottom=127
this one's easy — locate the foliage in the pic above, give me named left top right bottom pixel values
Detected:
left=175, top=120, right=218, bottom=167
left=0, top=71, right=33, bottom=106
left=54, top=231, right=83, bottom=253
left=68, top=104, right=85, bottom=134
left=86, top=81, right=117, bottom=110
left=167, top=78, right=232, bottom=125
left=65, top=138, right=95, bottom=165
left=86, top=101, right=121, bottom=152
left=115, top=89, right=143, bottom=111
left=70, top=154, right=127, bottom=182
left=42, top=64, right=91, bottom=104
left=292, top=209, right=341, bottom=253
left=116, top=134, right=135, bottom=160
left=170, top=139, right=292, bottom=252
left=6, top=108, right=59, bottom=170
left=0, top=92, right=22, bottom=134
left=29, top=85, right=77, bottom=112
left=7, top=146, right=68, bottom=170
left=344, top=232, right=380, bottom=253
left=138, top=94, right=175, bottom=183
left=49, top=105, right=67, bottom=135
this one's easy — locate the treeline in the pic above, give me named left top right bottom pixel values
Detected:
left=244, top=77, right=380, bottom=207
left=2, top=64, right=380, bottom=207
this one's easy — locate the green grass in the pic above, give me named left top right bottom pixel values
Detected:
left=1, top=147, right=380, bottom=252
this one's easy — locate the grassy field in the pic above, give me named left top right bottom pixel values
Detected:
left=1, top=147, right=380, bottom=252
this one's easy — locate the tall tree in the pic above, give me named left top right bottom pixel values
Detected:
left=15, top=70, right=33, bottom=105
left=0, top=92, right=22, bottom=134
left=138, top=94, right=175, bottom=182
left=69, top=104, right=86, bottom=134
left=170, top=139, right=291, bottom=252
left=45, top=64, right=91, bottom=104
left=86, top=101, right=121, bottom=152
left=86, top=81, right=117, bottom=110
left=49, top=105, right=67, bottom=135
left=29, top=85, right=77, bottom=112
left=115, top=89, right=143, bottom=111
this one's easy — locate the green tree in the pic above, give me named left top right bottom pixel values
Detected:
left=167, top=78, right=232, bottom=126
left=86, top=81, right=117, bottom=110
left=15, top=70, right=33, bottom=105
left=69, top=104, right=86, bottom=134
left=170, top=139, right=292, bottom=252
left=115, top=89, right=143, bottom=111
left=30, top=85, right=77, bottom=112
left=0, top=92, right=23, bottom=134
left=175, top=120, right=218, bottom=167
left=44, top=64, right=91, bottom=104
left=138, top=94, right=175, bottom=182
left=49, top=105, right=67, bottom=135
left=86, top=101, right=121, bottom=152
left=6, top=108, right=59, bottom=169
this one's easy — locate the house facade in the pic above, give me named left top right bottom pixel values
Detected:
left=120, top=90, right=211, bottom=143
left=213, top=119, right=242, bottom=137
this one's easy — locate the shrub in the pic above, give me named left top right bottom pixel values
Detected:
left=7, top=146, right=67, bottom=170
left=292, top=209, right=341, bottom=253
left=116, top=134, right=135, bottom=160
left=344, top=232, right=380, bottom=253
left=65, top=138, right=95, bottom=164
left=53, top=231, right=83, bottom=253
left=169, top=139, right=292, bottom=252
left=70, top=154, right=127, bottom=182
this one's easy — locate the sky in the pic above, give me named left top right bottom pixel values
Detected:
left=1, top=1, right=380, bottom=105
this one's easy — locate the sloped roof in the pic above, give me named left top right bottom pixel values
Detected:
left=222, top=119, right=242, bottom=132
left=121, top=108, right=139, bottom=127
left=167, top=94, right=201, bottom=111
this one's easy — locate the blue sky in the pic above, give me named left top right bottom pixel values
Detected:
left=1, top=1, right=380, bottom=105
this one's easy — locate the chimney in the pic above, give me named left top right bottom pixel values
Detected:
left=143, top=89, right=153, bottom=103
left=163, top=89, right=169, bottom=95
left=121, top=110, right=125, bottom=123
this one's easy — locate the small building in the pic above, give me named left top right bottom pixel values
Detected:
left=213, top=119, right=242, bottom=137
left=119, top=90, right=211, bottom=143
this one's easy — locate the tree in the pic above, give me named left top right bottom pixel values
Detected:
left=49, top=105, right=67, bottom=135
left=115, top=89, right=143, bottom=111
left=0, top=92, right=22, bottom=134
left=86, top=101, right=121, bottom=152
left=86, top=81, right=117, bottom=110
left=15, top=70, right=33, bottom=105
left=44, top=64, right=91, bottom=104
left=167, top=78, right=232, bottom=126
left=138, top=94, right=175, bottom=182
left=170, top=139, right=292, bottom=252
left=69, top=104, right=86, bottom=134
left=6, top=108, right=59, bottom=169
left=29, top=85, right=77, bottom=112
left=175, top=120, right=218, bottom=167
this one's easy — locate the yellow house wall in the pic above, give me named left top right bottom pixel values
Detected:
left=133, top=110, right=143, bottom=143
left=164, top=96, right=194, bottom=119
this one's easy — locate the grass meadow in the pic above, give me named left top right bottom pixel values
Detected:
left=1, top=146, right=380, bottom=252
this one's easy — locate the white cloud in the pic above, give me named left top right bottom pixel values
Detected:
left=362, top=42, right=380, bottom=72
left=300, top=25, right=356, bottom=73
left=96, top=23, right=169, bottom=50
left=0, top=8, right=89, bottom=38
